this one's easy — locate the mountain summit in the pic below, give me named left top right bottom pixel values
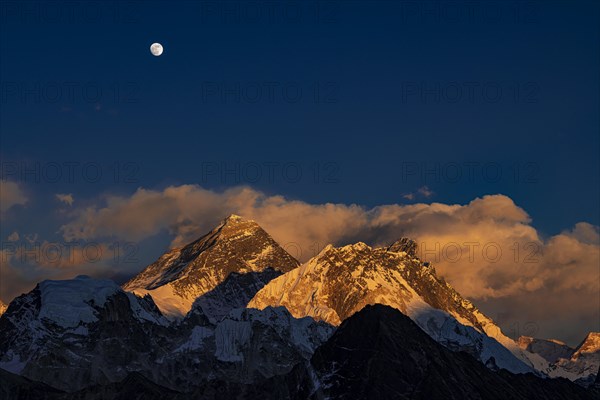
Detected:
left=123, top=215, right=299, bottom=318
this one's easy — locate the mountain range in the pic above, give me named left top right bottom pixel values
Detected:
left=0, top=215, right=598, bottom=399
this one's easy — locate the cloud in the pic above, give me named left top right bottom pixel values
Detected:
left=0, top=180, right=27, bottom=213
left=418, top=185, right=434, bottom=198
left=59, top=185, right=369, bottom=259
left=565, top=222, right=600, bottom=245
left=403, top=185, right=434, bottom=200
left=58, top=184, right=597, bottom=296
left=5, top=183, right=597, bottom=345
left=0, top=241, right=124, bottom=304
left=7, top=232, right=19, bottom=242
left=55, top=193, right=74, bottom=206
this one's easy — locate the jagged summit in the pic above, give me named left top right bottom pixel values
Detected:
left=123, top=215, right=300, bottom=319
left=251, top=241, right=482, bottom=328
left=0, top=276, right=167, bottom=332
left=217, top=214, right=254, bottom=229
left=575, top=332, right=600, bottom=357
left=542, top=331, right=600, bottom=383
left=387, top=237, right=418, bottom=256
left=224, top=213, right=245, bottom=221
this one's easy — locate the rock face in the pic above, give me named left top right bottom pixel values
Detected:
left=123, top=215, right=299, bottom=319
left=154, top=306, right=333, bottom=392
left=387, top=237, right=418, bottom=255
left=248, top=242, right=541, bottom=374
left=0, top=300, right=7, bottom=316
left=187, top=268, right=284, bottom=324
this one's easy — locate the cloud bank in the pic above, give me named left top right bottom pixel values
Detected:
left=0, top=180, right=27, bottom=213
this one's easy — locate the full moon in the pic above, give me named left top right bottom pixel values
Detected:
left=150, top=43, right=163, bottom=57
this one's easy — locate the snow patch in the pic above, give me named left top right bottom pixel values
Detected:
left=38, top=276, right=119, bottom=328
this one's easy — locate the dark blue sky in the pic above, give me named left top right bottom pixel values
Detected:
left=1, top=0, right=599, bottom=235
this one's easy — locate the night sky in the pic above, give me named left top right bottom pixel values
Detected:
left=0, top=1, right=599, bottom=344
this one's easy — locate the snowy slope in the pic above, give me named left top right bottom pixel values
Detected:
left=0, top=274, right=332, bottom=392
left=123, top=215, right=299, bottom=319
left=188, top=268, right=283, bottom=324
left=37, top=275, right=119, bottom=328
left=0, top=275, right=169, bottom=387
left=249, top=241, right=538, bottom=374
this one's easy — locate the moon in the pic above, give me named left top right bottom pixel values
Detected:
left=150, top=43, right=163, bottom=57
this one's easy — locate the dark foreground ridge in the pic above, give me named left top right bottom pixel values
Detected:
left=309, top=304, right=599, bottom=400
left=1, top=305, right=597, bottom=400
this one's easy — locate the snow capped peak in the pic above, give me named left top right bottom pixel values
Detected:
left=346, top=242, right=370, bottom=251
left=123, top=215, right=299, bottom=319
left=225, top=213, right=246, bottom=222
left=25, top=276, right=167, bottom=329
left=574, top=332, right=600, bottom=356
left=0, top=300, right=7, bottom=316
left=219, top=214, right=257, bottom=229
left=315, top=243, right=335, bottom=257
left=38, top=276, right=120, bottom=328
left=387, top=237, right=418, bottom=256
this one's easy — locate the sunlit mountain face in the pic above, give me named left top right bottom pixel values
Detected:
left=1, top=1, right=598, bottom=399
